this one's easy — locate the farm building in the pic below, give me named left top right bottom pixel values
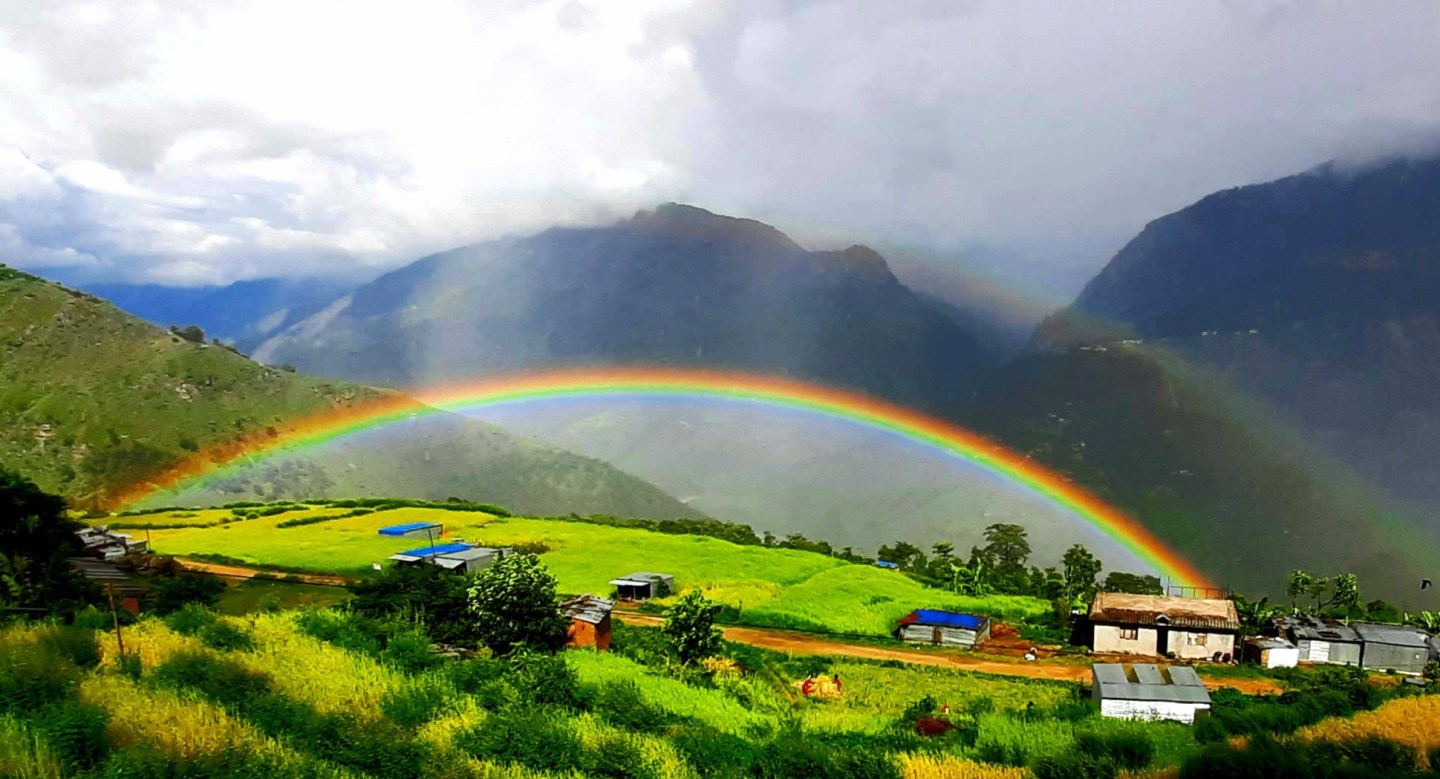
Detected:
left=1243, top=637, right=1299, bottom=669
left=1091, top=663, right=1212, bottom=724
left=894, top=610, right=991, bottom=647
left=560, top=594, right=614, bottom=650
left=76, top=527, right=145, bottom=560
left=1276, top=616, right=1363, bottom=666
left=377, top=522, right=443, bottom=539
left=68, top=558, right=147, bottom=615
left=609, top=572, right=674, bottom=601
left=388, top=543, right=513, bottom=573
left=1088, top=592, right=1239, bottom=661
left=1352, top=622, right=1430, bottom=675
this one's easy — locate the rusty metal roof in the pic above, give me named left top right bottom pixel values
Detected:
left=1089, top=592, right=1239, bottom=631
left=559, top=594, right=615, bottom=625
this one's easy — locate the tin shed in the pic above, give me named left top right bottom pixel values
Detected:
left=1353, top=623, right=1430, bottom=675
left=1243, top=637, right=1299, bottom=669
left=378, top=522, right=443, bottom=539
left=560, top=594, right=615, bottom=650
left=895, top=610, right=991, bottom=647
left=609, top=572, right=674, bottom=601
left=1277, top=616, right=1363, bottom=666
left=1092, top=663, right=1211, bottom=724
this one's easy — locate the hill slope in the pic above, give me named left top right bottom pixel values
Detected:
left=255, top=204, right=998, bottom=415
left=0, top=265, right=700, bottom=518
left=1037, top=154, right=1440, bottom=523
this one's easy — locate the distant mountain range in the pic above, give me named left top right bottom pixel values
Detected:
left=0, top=265, right=698, bottom=518
left=80, top=277, right=356, bottom=353
left=254, top=204, right=999, bottom=416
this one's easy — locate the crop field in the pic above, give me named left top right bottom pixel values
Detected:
left=116, top=505, right=1049, bottom=636
left=0, top=611, right=1222, bottom=778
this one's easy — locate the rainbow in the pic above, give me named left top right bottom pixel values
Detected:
left=118, top=367, right=1213, bottom=586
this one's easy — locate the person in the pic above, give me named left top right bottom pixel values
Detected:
left=940, top=703, right=950, bottom=715
left=801, top=676, right=814, bottom=696
left=832, top=673, right=843, bottom=693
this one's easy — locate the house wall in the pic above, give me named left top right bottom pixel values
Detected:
left=1261, top=647, right=1299, bottom=669
left=594, top=616, right=612, bottom=652
left=1098, top=698, right=1209, bottom=724
left=1297, top=639, right=1362, bottom=666
left=1361, top=642, right=1427, bottom=675
left=567, top=619, right=599, bottom=649
left=1166, top=630, right=1236, bottom=660
left=1093, top=625, right=1159, bottom=656
left=899, top=625, right=980, bottom=646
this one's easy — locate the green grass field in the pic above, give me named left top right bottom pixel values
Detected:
left=215, top=579, right=350, bottom=616
left=114, top=505, right=1049, bottom=636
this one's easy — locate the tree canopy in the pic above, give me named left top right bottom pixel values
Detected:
left=663, top=589, right=723, bottom=666
left=0, top=467, right=98, bottom=614
left=466, top=553, right=569, bottom=656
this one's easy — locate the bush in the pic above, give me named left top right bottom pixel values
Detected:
left=381, top=681, right=451, bottom=728
left=590, top=680, right=677, bottom=733
left=200, top=621, right=256, bottom=652
left=507, top=651, right=581, bottom=709
left=38, top=625, right=101, bottom=668
left=34, top=699, right=110, bottom=772
left=379, top=632, right=440, bottom=674
left=0, top=645, right=81, bottom=713
left=1033, top=752, right=1118, bottom=779
left=752, top=729, right=900, bottom=779
left=164, top=602, right=218, bottom=635
left=1074, top=729, right=1154, bottom=770
left=150, top=574, right=226, bottom=614
left=454, top=707, right=586, bottom=774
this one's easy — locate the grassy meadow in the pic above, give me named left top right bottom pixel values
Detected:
left=117, top=504, right=1049, bottom=636
left=0, top=610, right=1209, bottom=779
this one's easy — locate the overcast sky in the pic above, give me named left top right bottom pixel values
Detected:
left=2, top=1, right=1438, bottom=296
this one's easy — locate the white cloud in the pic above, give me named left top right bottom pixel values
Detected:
left=0, top=0, right=1436, bottom=291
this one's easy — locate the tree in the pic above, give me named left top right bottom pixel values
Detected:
left=0, top=467, right=99, bottom=614
left=1231, top=594, right=1281, bottom=640
left=466, top=553, right=569, bottom=656
left=1286, top=570, right=1361, bottom=614
left=948, top=558, right=992, bottom=597
left=150, top=573, right=225, bottom=614
left=351, top=563, right=477, bottom=645
left=1102, top=571, right=1163, bottom=595
left=169, top=324, right=205, bottom=343
left=1061, top=544, right=1103, bottom=603
left=979, top=524, right=1031, bottom=592
left=662, top=589, right=723, bottom=666
left=877, top=541, right=927, bottom=572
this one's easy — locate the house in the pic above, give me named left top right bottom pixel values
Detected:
left=69, top=557, right=148, bottom=615
left=76, top=527, right=145, bottom=560
left=1243, top=637, right=1299, bottom=669
left=1276, top=615, right=1363, bottom=666
left=609, top=572, right=674, bottom=601
left=895, top=610, right=991, bottom=647
left=1092, top=663, right=1212, bottom=724
left=1352, top=622, right=1430, bottom=676
left=1088, top=592, right=1239, bottom=661
left=560, top=594, right=615, bottom=650
left=378, top=522, right=443, bottom=539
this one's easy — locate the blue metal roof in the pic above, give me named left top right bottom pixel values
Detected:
left=398, top=542, right=472, bottom=557
left=378, top=522, right=442, bottom=536
left=907, top=609, right=988, bottom=630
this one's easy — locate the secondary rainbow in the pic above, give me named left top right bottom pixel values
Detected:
left=118, top=367, right=1214, bottom=586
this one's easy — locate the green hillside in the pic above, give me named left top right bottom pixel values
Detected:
left=0, top=265, right=700, bottom=518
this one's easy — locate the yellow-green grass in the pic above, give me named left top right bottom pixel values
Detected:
left=568, top=651, right=775, bottom=735
left=123, top=507, right=1049, bottom=636
left=106, top=508, right=239, bottom=527
left=136, top=507, right=498, bottom=576
left=0, top=715, right=62, bottom=779
left=216, top=579, right=350, bottom=615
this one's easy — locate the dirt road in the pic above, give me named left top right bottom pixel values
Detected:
left=616, top=612, right=1281, bottom=694
left=176, top=558, right=352, bottom=587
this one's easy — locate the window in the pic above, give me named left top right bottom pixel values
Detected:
left=1119, top=627, right=1138, bottom=640
left=1187, top=632, right=1208, bottom=646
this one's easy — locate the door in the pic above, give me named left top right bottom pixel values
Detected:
left=1156, top=628, right=1169, bottom=656
left=932, top=627, right=943, bottom=645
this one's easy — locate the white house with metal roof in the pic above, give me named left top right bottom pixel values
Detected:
left=1092, top=663, right=1212, bottom=724
left=609, top=572, right=674, bottom=601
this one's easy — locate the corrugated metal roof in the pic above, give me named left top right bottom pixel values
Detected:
left=378, top=522, right=442, bottom=536
left=68, top=558, right=148, bottom=594
left=436, top=547, right=499, bottom=562
left=1092, top=663, right=1211, bottom=705
left=1278, top=615, right=1362, bottom=643
left=897, top=610, right=989, bottom=630
left=560, top=594, right=615, bottom=625
left=1246, top=637, right=1296, bottom=650
left=398, top=542, right=472, bottom=557
left=1351, top=622, right=1430, bottom=649
left=1090, top=593, right=1239, bottom=631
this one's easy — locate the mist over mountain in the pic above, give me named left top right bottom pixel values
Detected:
left=1039, top=154, right=1440, bottom=517
left=255, top=204, right=999, bottom=416
left=81, top=277, right=357, bottom=352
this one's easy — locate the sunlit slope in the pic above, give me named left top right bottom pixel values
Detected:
left=121, top=504, right=1048, bottom=636
left=0, top=266, right=701, bottom=518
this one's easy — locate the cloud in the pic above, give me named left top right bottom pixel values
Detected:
left=0, top=0, right=1438, bottom=291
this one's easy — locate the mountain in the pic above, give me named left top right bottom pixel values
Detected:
left=255, top=204, right=999, bottom=415
left=81, top=277, right=356, bottom=353
left=0, top=264, right=699, bottom=518
left=1038, top=154, right=1440, bottom=516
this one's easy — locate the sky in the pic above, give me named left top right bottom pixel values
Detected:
left=1, top=0, right=1439, bottom=296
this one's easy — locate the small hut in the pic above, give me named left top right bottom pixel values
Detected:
left=894, top=610, right=991, bottom=647
left=1353, top=623, right=1430, bottom=676
left=1092, top=663, right=1211, bottom=724
left=1243, top=637, right=1299, bottom=669
left=609, top=572, right=674, bottom=601
left=560, top=594, right=615, bottom=650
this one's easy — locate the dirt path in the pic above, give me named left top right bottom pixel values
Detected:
left=616, top=612, right=1281, bottom=694
left=176, top=558, right=352, bottom=587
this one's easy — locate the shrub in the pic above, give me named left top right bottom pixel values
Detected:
left=0, top=646, right=80, bottom=713
left=164, top=603, right=218, bottom=636
left=33, top=699, right=109, bottom=772
left=381, top=680, right=451, bottom=728
left=200, top=622, right=255, bottom=652
left=150, top=574, right=226, bottom=614
left=590, top=680, right=677, bottom=733
left=379, top=633, right=440, bottom=674
left=1074, top=729, right=1154, bottom=770
left=1033, top=753, right=1118, bottom=779
left=508, top=651, right=582, bottom=709
left=38, top=626, right=101, bottom=668
left=454, top=707, right=586, bottom=773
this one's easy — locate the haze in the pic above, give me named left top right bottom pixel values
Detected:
left=2, top=0, right=1439, bottom=297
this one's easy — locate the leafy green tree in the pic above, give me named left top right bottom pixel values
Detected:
left=0, top=467, right=99, bottom=614
left=948, top=558, right=992, bottom=597
left=1286, top=570, right=1361, bottom=614
left=877, top=540, right=927, bottom=572
left=662, top=589, right=723, bottom=666
left=466, top=553, right=568, bottom=656
left=978, top=523, right=1031, bottom=592
left=1102, top=571, right=1163, bottom=595
left=1230, top=594, right=1281, bottom=640
left=351, top=563, right=477, bottom=645
left=1061, top=544, right=1103, bottom=603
